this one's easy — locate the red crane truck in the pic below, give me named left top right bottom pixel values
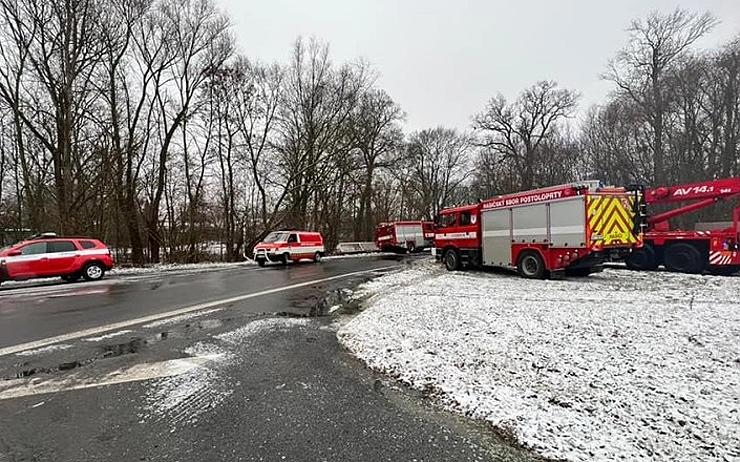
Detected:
left=374, top=221, right=435, bottom=253
left=625, top=178, right=740, bottom=274
left=434, top=182, right=643, bottom=278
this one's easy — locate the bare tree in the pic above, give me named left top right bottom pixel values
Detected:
left=349, top=88, right=404, bottom=240
left=277, top=38, right=370, bottom=234
left=473, top=80, right=579, bottom=189
left=604, top=8, right=717, bottom=184
left=403, top=128, right=471, bottom=219
left=0, top=0, right=108, bottom=233
left=143, top=0, right=232, bottom=262
left=231, top=58, right=285, bottom=240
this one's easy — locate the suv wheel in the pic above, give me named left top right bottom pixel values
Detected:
left=313, top=252, right=322, bottom=263
left=82, top=262, right=105, bottom=281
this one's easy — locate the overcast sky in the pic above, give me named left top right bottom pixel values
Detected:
left=216, top=0, right=739, bottom=132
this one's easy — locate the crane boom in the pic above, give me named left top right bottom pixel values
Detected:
left=625, top=177, right=740, bottom=274
left=644, top=178, right=740, bottom=204
left=643, top=178, right=740, bottom=227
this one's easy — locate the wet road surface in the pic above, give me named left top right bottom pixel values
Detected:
left=0, top=256, right=544, bottom=462
left=0, top=257, right=401, bottom=349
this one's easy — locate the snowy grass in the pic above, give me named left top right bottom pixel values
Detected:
left=111, top=260, right=256, bottom=276
left=338, top=263, right=740, bottom=462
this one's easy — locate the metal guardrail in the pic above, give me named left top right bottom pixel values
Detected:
left=334, top=242, right=379, bottom=254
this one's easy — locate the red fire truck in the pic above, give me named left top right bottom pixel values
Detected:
left=625, top=178, right=740, bottom=274
left=434, top=182, right=642, bottom=278
left=374, top=221, right=435, bottom=253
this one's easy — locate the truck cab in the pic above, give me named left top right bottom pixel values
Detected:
left=433, top=205, right=481, bottom=269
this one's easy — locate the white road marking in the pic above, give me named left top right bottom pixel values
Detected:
left=0, top=355, right=221, bottom=401
left=82, top=330, right=133, bottom=342
left=15, top=344, right=73, bottom=357
left=0, top=266, right=397, bottom=357
left=48, top=288, right=110, bottom=298
left=142, top=308, right=222, bottom=329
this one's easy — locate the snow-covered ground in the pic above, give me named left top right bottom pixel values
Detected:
left=338, top=263, right=740, bottom=462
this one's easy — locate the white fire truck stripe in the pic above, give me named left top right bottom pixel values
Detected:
left=377, top=236, right=392, bottom=241
left=254, top=246, right=325, bottom=257
left=0, top=248, right=109, bottom=264
left=435, top=232, right=478, bottom=240
left=550, top=225, right=586, bottom=235
left=482, top=230, right=510, bottom=238
left=0, top=266, right=397, bottom=357
left=482, top=226, right=584, bottom=239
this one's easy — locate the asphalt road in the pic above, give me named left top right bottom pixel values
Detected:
left=0, top=256, right=544, bottom=462
left=0, top=257, right=402, bottom=349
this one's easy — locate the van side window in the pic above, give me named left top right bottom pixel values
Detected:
left=460, top=212, right=472, bottom=226
left=438, top=214, right=457, bottom=228
left=287, top=234, right=298, bottom=244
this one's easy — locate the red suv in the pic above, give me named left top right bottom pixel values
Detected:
left=0, top=234, right=114, bottom=285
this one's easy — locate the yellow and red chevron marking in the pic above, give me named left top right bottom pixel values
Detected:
left=587, top=195, right=639, bottom=248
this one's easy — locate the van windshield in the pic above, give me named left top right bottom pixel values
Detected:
left=263, top=232, right=289, bottom=243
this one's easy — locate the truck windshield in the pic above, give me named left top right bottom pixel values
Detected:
left=263, top=232, right=289, bottom=243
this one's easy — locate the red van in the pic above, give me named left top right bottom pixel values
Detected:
left=253, top=230, right=325, bottom=266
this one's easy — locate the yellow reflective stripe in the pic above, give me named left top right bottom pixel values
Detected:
left=588, top=195, right=638, bottom=246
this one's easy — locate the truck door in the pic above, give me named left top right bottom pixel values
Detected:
left=481, top=208, right=512, bottom=267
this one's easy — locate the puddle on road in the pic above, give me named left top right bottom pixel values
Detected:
left=15, top=358, right=92, bottom=379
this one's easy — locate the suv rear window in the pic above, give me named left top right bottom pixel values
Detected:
left=80, top=241, right=97, bottom=249
left=48, top=241, right=77, bottom=253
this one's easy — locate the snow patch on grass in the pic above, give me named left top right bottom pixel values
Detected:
left=112, top=260, right=256, bottom=277
left=338, top=266, right=740, bottom=462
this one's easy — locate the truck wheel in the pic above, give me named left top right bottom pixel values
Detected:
left=313, top=252, right=322, bottom=263
left=517, top=251, right=546, bottom=279
left=443, top=249, right=461, bottom=271
left=82, top=262, right=105, bottom=281
left=281, top=254, right=289, bottom=265
left=257, top=259, right=266, bottom=267
left=664, top=243, right=704, bottom=274
left=625, top=246, right=658, bottom=271
left=407, top=242, right=416, bottom=254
